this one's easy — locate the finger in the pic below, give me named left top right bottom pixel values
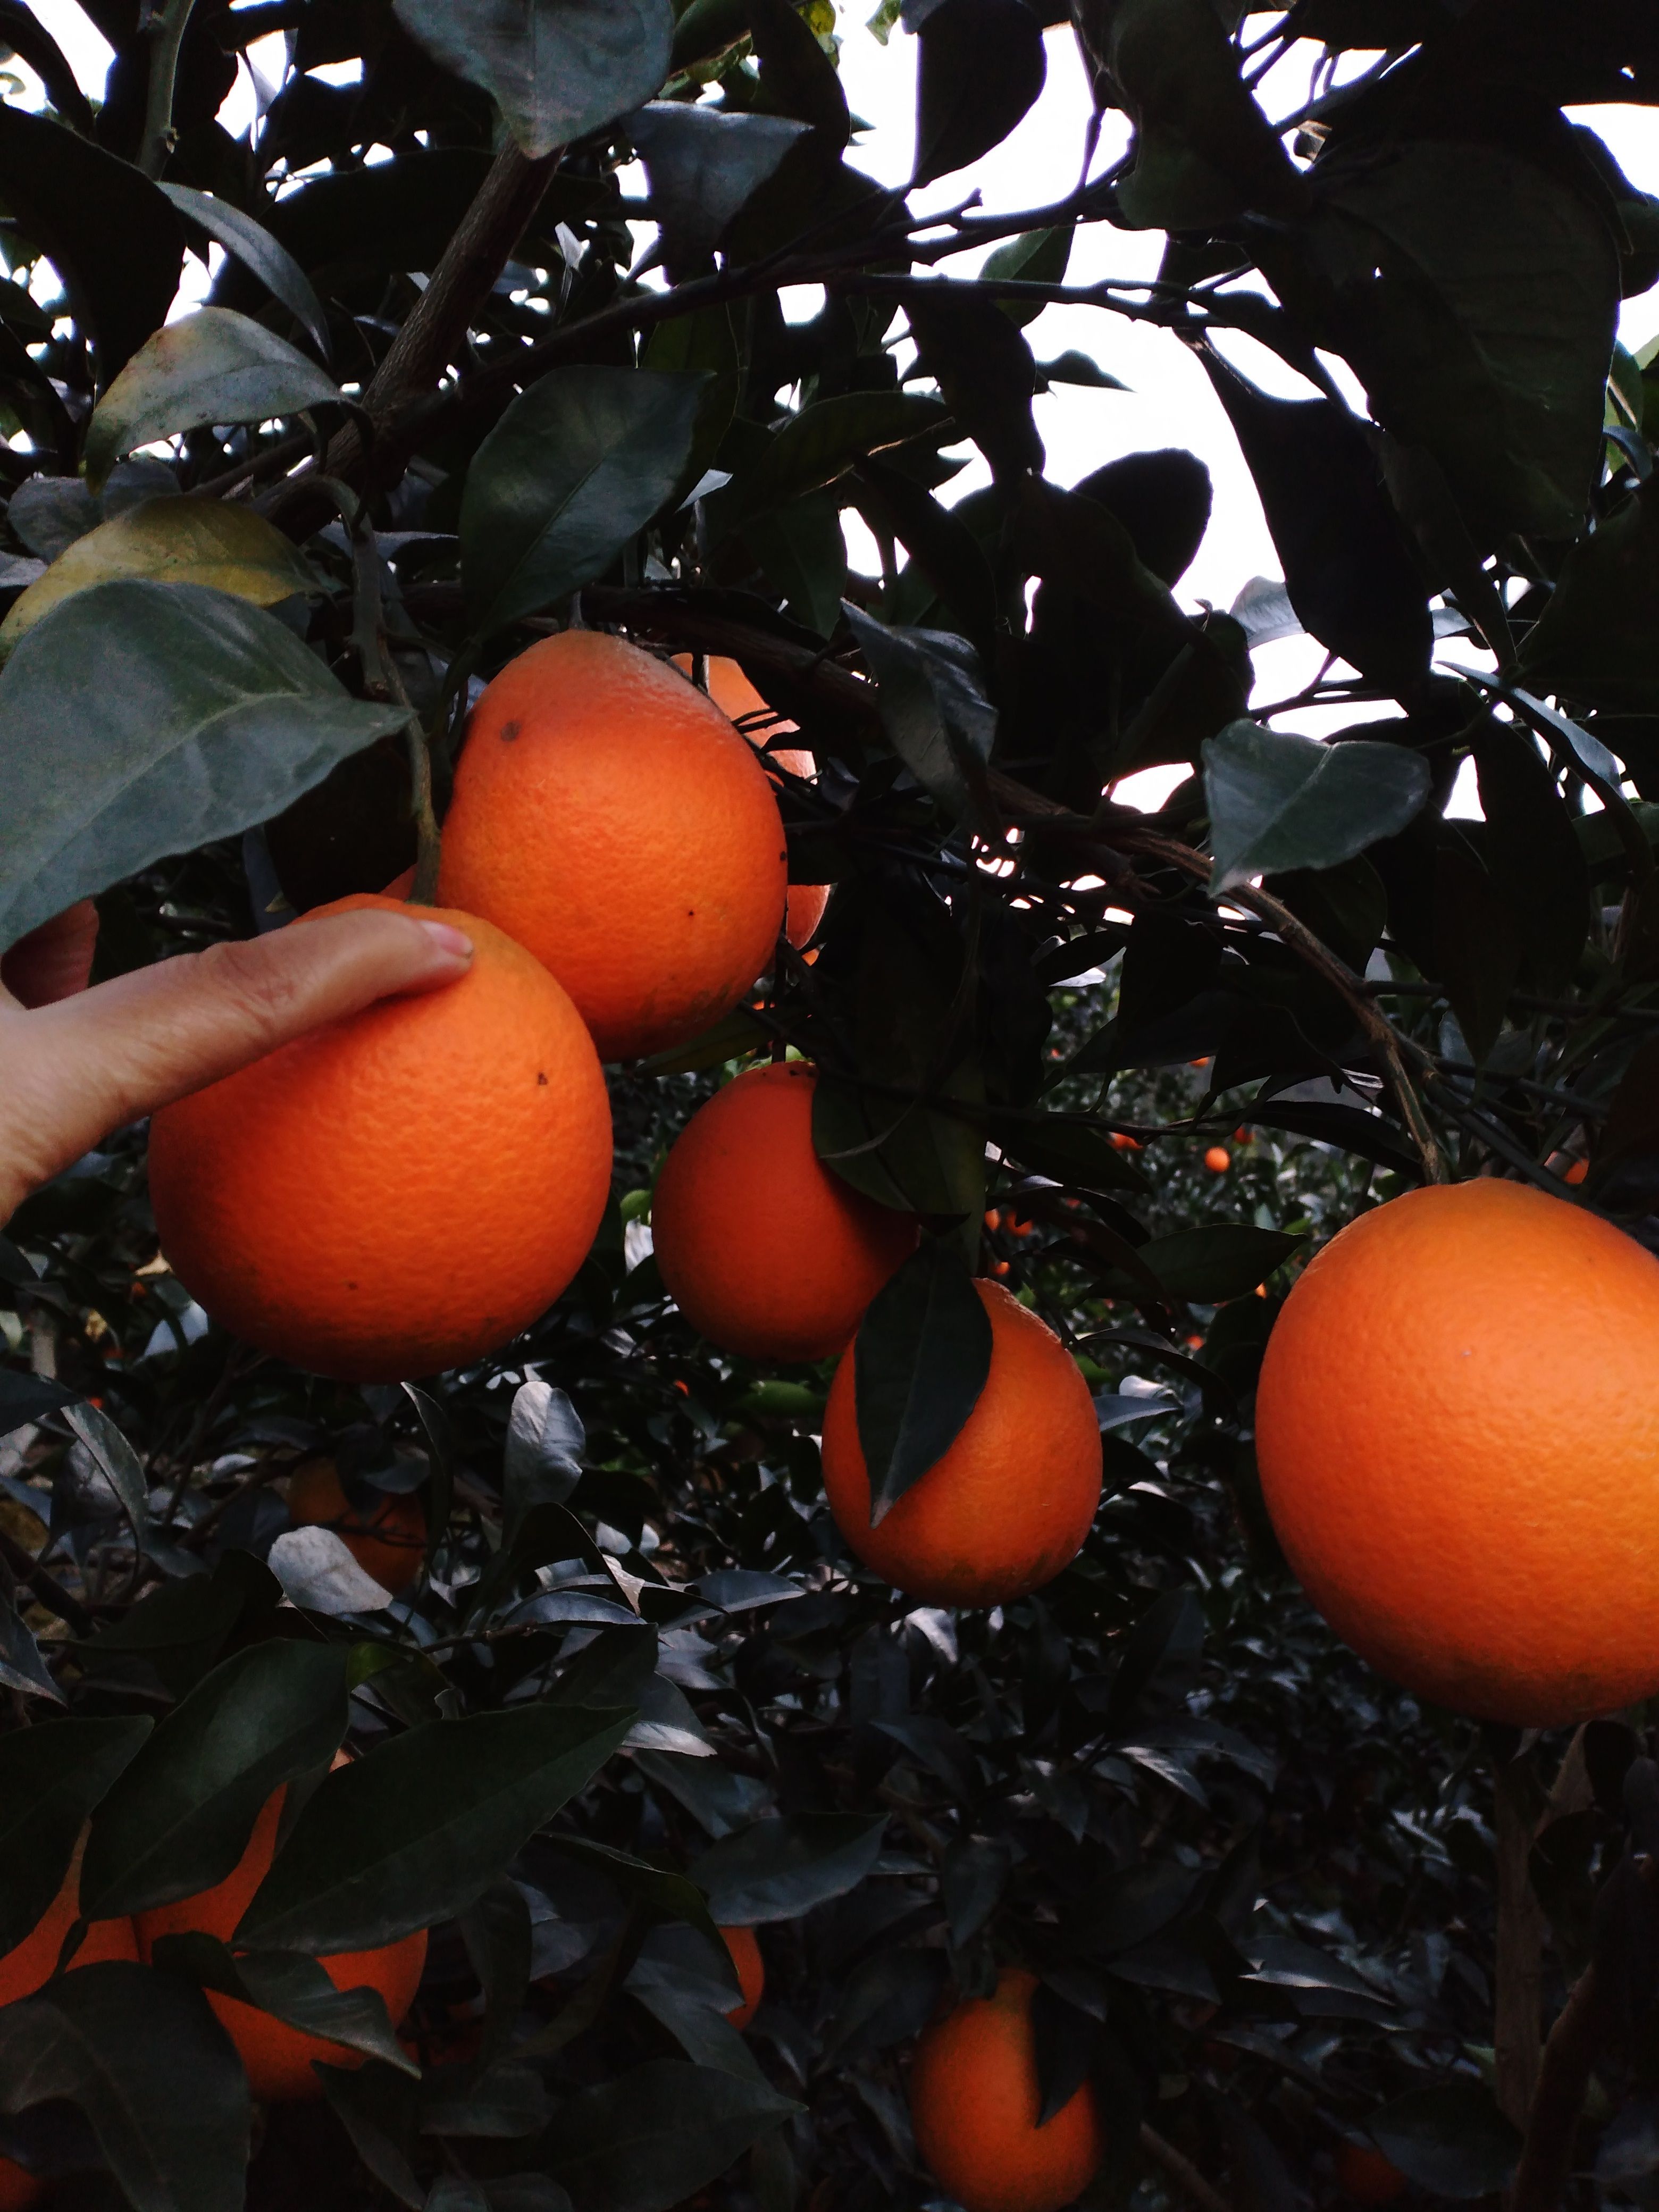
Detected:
left=1, top=900, right=100, bottom=1010
left=0, top=908, right=473, bottom=1212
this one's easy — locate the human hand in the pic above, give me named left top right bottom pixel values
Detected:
left=0, top=900, right=474, bottom=1225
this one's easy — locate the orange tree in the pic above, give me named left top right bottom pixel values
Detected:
left=1, top=4, right=1659, bottom=2211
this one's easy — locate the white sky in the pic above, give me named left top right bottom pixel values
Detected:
left=13, top=3, right=1659, bottom=810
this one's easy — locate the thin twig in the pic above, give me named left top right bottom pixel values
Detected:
left=0, top=1526, right=94, bottom=1636
left=1140, top=2124, right=1235, bottom=2212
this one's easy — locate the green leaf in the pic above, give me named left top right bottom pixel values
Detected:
left=722, top=393, right=949, bottom=522
left=0, top=1962, right=249, bottom=2212
left=1368, top=2084, right=1520, bottom=2200
left=1306, top=141, right=1620, bottom=541
left=1135, top=1225, right=1303, bottom=1303
left=0, top=1717, right=151, bottom=1953
left=538, top=1832, right=725, bottom=1950
left=1516, top=477, right=1659, bottom=711
left=80, top=1640, right=349, bottom=1920
left=1200, top=355, right=1431, bottom=697
left=0, top=106, right=183, bottom=383
left=1203, top=721, right=1431, bottom=893
left=690, top=1812, right=887, bottom=1924
left=1038, top=349, right=1128, bottom=390
left=984, top=1111, right=1144, bottom=1194
left=157, top=185, right=332, bottom=360
left=61, top=1401, right=147, bottom=1547
left=0, top=497, right=319, bottom=656
left=0, top=1588, right=63, bottom=1704
left=237, top=1705, right=635, bottom=1953
left=914, top=0, right=1046, bottom=188
left=543, top=2060, right=799, bottom=2212
left=1099, top=0, right=1309, bottom=230
left=392, top=0, right=675, bottom=160
left=842, top=604, right=994, bottom=819
left=149, top=1931, right=420, bottom=2076
left=82, top=308, right=341, bottom=495
left=743, top=492, right=845, bottom=638
left=460, top=366, right=707, bottom=639
left=980, top=228, right=1072, bottom=329
left=853, top=1238, right=992, bottom=1523
left=630, top=106, right=808, bottom=272
left=0, top=579, right=409, bottom=954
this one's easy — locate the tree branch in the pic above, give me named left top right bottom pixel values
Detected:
left=139, top=0, right=200, bottom=178
left=269, top=141, right=560, bottom=534
left=1140, top=2124, right=1235, bottom=2212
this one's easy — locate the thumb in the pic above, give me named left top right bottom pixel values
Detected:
left=1, top=907, right=474, bottom=1218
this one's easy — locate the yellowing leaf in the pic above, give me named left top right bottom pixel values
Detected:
left=0, top=497, right=317, bottom=655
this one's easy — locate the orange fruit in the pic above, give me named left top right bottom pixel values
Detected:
left=908, top=1967, right=1101, bottom=2212
left=651, top=1061, right=917, bottom=1361
left=1256, top=1180, right=1659, bottom=1724
left=720, top=1924, right=764, bottom=2029
left=1203, top=1146, right=1230, bottom=1172
left=822, top=1280, right=1102, bottom=1606
left=677, top=655, right=829, bottom=952
left=439, top=633, right=787, bottom=1059
left=1334, top=2141, right=1407, bottom=2205
left=136, top=1783, right=428, bottom=2103
left=0, top=2163, right=40, bottom=2211
left=149, top=894, right=611, bottom=1382
left=286, top=1455, right=427, bottom=1594
left=1110, top=1133, right=1141, bottom=1151
left=0, top=1836, right=137, bottom=2005
left=1564, top=1158, right=1589, bottom=1185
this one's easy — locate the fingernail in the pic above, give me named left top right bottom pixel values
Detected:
left=417, top=920, right=474, bottom=962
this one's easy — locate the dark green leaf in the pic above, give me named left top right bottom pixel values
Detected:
left=629, top=106, right=808, bottom=273
left=1516, top=476, right=1659, bottom=710
left=913, top=0, right=1045, bottom=187
left=0, top=1588, right=62, bottom=1704
left=723, top=393, right=949, bottom=522
left=61, top=1402, right=146, bottom=1547
left=979, top=224, right=1071, bottom=329
left=743, top=493, right=846, bottom=638
left=158, top=186, right=332, bottom=360
left=80, top=1640, right=349, bottom=1920
left=842, top=604, right=994, bottom=819
left=543, top=2060, right=798, bottom=2212
left=0, top=1368, right=77, bottom=1435
left=690, top=1812, right=887, bottom=1924
left=907, top=288, right=1042, bottom=481
left=393, top=0, right=675, bottom=158
left=940, top=1834, right=1011, bottom=1946
left=850, top=457, right=999, bottom=646
left=148, top=1931, right=420, bottom=2075
left=1096, top=0, right=1309, bottom=230
left=0, top=107, right=183, bottom=383
left=0, top=1962, right=248, bottom=2212
left=0, top=1717, right=151, bottom=1953
left=1369, top=2084, right=1520, bottom=2200
left=1474, top=720, right=1589, bottom=987
left=460, top=366, right=706, bottom=638
left=1304, top=141, right=1619, bottom=541
left=1203, top=722, right=1432, bottom=893
left=538, top=1831, right=725, bottom=1950
left=1135, top=1225, right=1303, bottom=1302
left=237, top=1705, right=634, bottom=1953
left=83, top=309, right=341, bottom=495
left=1201, top=355, right=1431, bottom=696
left=984, top=1111, right=1143, bottom=1194
left=504, top=1376, right=585, bottom=1543
left=1068, top=448, right=1210, bottom=588
left=1435, top=844, right=1523, bottom=1068
left=853, top=1238, right=992, bottom=1522
left=0, top=580, right=410, bottom=954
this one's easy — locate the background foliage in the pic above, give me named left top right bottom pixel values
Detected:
left=2, top=3, right=1659, bottom=2211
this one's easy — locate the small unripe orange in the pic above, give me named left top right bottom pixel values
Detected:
left=1204, top=1146, right=1231, bottom=1173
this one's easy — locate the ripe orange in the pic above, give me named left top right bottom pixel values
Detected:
left=652, top=1061, right=917, bottom=1361
left=1334, top=2141, right=1407, bottom=2205
left=149, top=894, right=611, bottom=1382
left=822, top=1280, right=1102, bottom=1606
left=287, top=1455, right=427, bottom=1594
left=676, top=655, right=829, bottom=951
left=908, top=1967, right=1101, bottom=2212
left=1256, top=1180, right=1659, bottom=1724
left=720, top=1924, right=764, bottom=2029
left=136, top=1783, right=428, bottom=2103
left=0, top=2162, right=40, bottom=2211
left=0, top=1838, right=137, bottom=2005
left=1204, top=1145, right=1230, bottom=1172
left=439, top=633, right=788, bottom=1059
